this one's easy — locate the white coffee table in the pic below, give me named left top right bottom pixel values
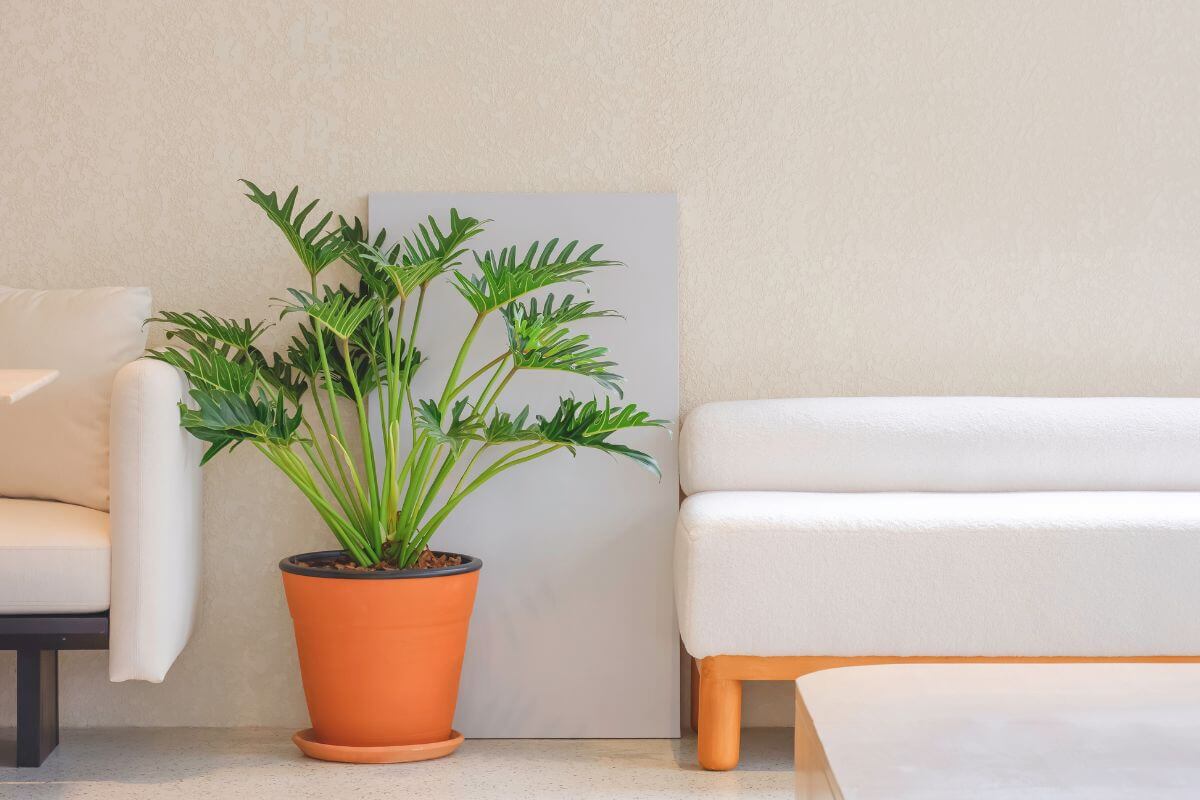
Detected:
left=0, top=369, right=58, bottom=404
left=796, top=664, right=1200, bottom=799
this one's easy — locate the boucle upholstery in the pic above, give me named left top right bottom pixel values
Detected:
left=680, top=397, right=1200, bottom=494
left=675, top=398, right=1200, bottom=659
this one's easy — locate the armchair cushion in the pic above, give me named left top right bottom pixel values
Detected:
left=0, top=498, right=109, bottom=613
left=0, top=286, right=151, bottom=511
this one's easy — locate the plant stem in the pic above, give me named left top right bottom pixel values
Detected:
left=298, top=434, right=359, bottom=525
left=474, top=357, right=510, bottom=413
left=439, top=312, right=485, bottom=412
left=256, top=442, right=374, bottom=565
left=309, top=275, right=364, bottom=527
left=378, top=298, right=403, bottom=524
left=413, top=447, right=460, bottom=526
left=478, top=366, right=518, bottom=420
left=337, top=337, right=381, bottom=536
left=450, top=444, right=489, bottom=498
left=306, top=378, right=364, bottom=525
left=450, top=353, right=507, bottom=399
left=410, top=444, right=561, bottom=556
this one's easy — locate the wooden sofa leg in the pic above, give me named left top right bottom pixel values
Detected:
left=690, top=658, right=700, bottom=732
left=698, top=675, right=742, bottom=771
left=16, top=648, right=59, bottom=767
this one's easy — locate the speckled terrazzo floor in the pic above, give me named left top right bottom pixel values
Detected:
left=0, top=728, right=793, bottom=799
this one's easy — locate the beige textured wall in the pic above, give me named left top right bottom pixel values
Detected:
left=1, top=0, right=1198, bottom=728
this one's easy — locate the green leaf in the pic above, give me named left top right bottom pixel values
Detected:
left=148, top=310, right=269, bottom=355
left=241, top=180, right=349, bottom=276
left=279, top=287, right=380, bottom=341
left=338, top=216, right=403, bottom=302
left=480, top=406, right=537, bottom=444
left=178, top=386, right=303, bottom=464
left=531, top=397, right=666, bottom=476
left=249, top=348, right=309, bottom=403
left=414, top=398, right=483, bottom=454
left=452, top=239, right=619, bottom=314
left=503, top=294, right=624, bottom=396
left=286, top=311, right=419, bottom=401
left=146, top=346, right=258, bottom=395
left=348, top=209, right=486, bottom=301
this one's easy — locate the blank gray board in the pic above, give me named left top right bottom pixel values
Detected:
left=368, top=193, right=679, bottom=738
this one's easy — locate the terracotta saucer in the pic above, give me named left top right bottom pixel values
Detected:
left=292, top=729, right=464, bottom=764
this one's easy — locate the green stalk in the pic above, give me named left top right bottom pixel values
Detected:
left=298, top=436, right=360, bottom=526
left=477, top=366, right=517, bottom=420
left=410, top=445, right=562, bottom=558
left=439, top=312, right=485, bottom=412
left=256, top=443, right=373, bottom=565
left=403, top=443, right=445, bottom=533
left=306, top=379, right=366, bottom=528
left=449, top=443, right=490, bottom=498
left=308, top=275, right=365, bottom=530
left=474, top=357, right=510, bottom=415
left=398, top=310, right=487, bottom=547
left=450, top=353, right=507, bottom=399
left=337, top=337, right=381, bottom=534
left=413, top=447, right=461, bottom=526
left=377, top=298, right=403, bottom=522
left=330, top=435, right=372, bottom=534
left=389, top=287, right=431, bottom=555
left=397, top=287, right=425, bottom=419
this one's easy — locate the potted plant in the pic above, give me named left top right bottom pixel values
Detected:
left=146, top=182, right=666, bottom=763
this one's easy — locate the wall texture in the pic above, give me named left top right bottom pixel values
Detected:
left=1, top=0, right=1198, bottom=728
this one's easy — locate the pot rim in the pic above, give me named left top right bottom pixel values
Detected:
left=279, top=549, right=483, bottom=580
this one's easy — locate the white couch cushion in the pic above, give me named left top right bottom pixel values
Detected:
left=0, top=286, right=151, bottom=511
left=0, top=498, right=110, bottom=613
left=675, top=491, right=1200, bottom=658
left=680, top=397, right=1200, bottom=494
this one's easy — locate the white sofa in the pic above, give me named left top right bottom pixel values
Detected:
left=675, top=397, right=1200, bottom=770
left=0, top=286, right=202, bottom=766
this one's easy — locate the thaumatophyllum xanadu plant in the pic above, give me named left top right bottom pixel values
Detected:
left=148, top=181, right=666, bottom=568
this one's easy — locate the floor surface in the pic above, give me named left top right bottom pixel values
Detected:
left=0, top=728, right=793, bottom=799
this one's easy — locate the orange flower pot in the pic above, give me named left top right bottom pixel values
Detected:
left=280, top=551, right=482, bottom=763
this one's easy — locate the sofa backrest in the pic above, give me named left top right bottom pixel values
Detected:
left=0, top=286, right=151, bottom=511
left=680, top=397, right=1200, bottom=494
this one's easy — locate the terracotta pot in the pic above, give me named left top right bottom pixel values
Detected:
left=279, top=550, right=482, bottom=761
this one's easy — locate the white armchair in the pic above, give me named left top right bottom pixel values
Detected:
left=0, top=286, right=202, bottom=766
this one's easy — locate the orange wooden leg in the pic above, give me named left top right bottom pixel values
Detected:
left=698, top=674, right=742, bottom=771
left=689, top=657, right=700, bottom=732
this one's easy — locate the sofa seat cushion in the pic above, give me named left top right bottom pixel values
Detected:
left=675, top=491, right=1200, bottom=659
left=0, top=498, right=110, bottom=613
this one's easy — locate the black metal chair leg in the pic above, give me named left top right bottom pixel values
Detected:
left=16, top=649, right=58, bottom=767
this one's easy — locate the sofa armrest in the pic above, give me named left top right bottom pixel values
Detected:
left=108, top=359, right=203, bottom=682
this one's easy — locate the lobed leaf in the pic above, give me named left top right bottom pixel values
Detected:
left=453, top=239, right=619, bottom=314
left=148, top=310, right=269, bottom=355
left=178, top=386, right=302, bottom=465
left=347, top=208, right=486, bottom=301
left=279, top=287, right=380, bottom=342
left=147, top=346, right=258, bottom=395
left=531, top=397, right=667, bottom=476
left=503, top=294, right=624, bottom=396
left=414, top=398, right=484, bottom=454
left=241, top=180, right=349, bottom=276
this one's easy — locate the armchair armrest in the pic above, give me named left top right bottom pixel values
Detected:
left=108, top=359, right=202, bottom=682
